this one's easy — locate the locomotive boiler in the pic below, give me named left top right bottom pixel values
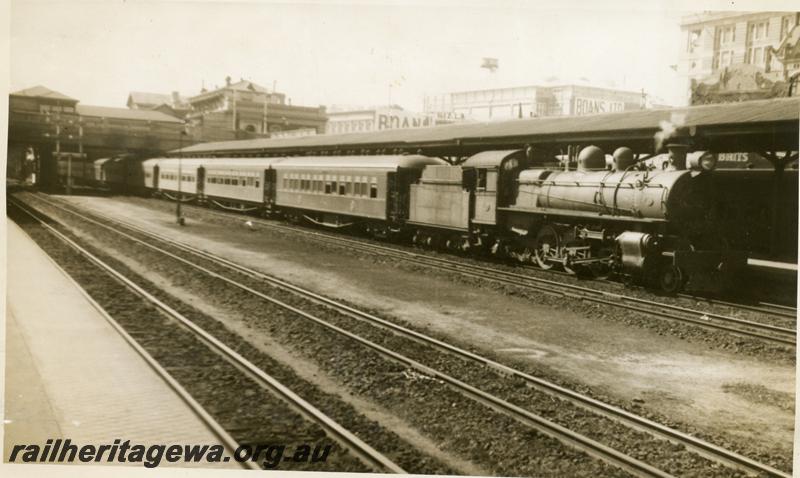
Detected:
left=502, top=145, right=742, bottom=292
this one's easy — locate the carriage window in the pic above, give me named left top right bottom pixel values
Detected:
left=225, top=178, right=231, bottom=185
left=346, top=181, right=353, bottom=195
left=354, top=183, right=361, bottom=196
left=331, top=181, right=337, bottom=194
left=370, top=184, right=378, bottom=198
left=339, top=183, right=346, bottom=195
left=255, top=180, right=260, bottom=188
left=325, top=181, right=332, bottom=194
left=476, top=169, right=487, bottom=190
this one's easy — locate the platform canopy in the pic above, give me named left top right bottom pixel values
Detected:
left=173, top=97, right=800, bottom=158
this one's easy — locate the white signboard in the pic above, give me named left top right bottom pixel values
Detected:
left=572, top=97, right=625, bottom=115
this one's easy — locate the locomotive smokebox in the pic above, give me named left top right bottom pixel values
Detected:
left=667, top=144, right=689, bottom=170
left=578, top=146, right=606, bottom=171
left=612, top=147, right=636, bottom=171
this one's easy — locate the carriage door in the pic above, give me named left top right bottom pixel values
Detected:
left=196, top=167, right=206, bottom=198
left=387, top=172, right=400, bottom=220
left=153, top=165, right=160, bottom=189
left=263, top=169, right=276, bottom=208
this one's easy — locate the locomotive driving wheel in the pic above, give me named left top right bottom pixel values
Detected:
left=534, top=225, right=559, bottom=270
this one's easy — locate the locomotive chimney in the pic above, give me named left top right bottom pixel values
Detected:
left=667, top=144, right=689, bottom=170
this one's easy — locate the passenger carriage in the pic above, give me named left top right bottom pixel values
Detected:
left=272, top=155, right=445, bottom=235
left=149, top=158, right=207, bottom=201
left=201, top=158, right=283, bottom=212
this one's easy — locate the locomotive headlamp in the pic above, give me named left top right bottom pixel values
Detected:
left=686, top=151, right=717, bottom=171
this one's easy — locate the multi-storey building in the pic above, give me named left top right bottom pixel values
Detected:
left=678, top=11, right=800, bottom=104
left=424, top=84, right=646, bottom=121
left=185, top=77, right=327, bottom=142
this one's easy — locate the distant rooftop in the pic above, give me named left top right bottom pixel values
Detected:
left=11, top=85, right=78, bottom=103
left=190, top=78, right=281, bottom=103
left=128, top=91, right=189, bottom=107
left=680, top=11, right=785, bottom=27
left=77, top=104, right=183, bottom=123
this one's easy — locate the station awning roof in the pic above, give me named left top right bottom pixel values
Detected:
left=175, top=97, right=800, bottom=156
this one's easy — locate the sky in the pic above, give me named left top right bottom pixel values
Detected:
left=8, top=0, right=799, bottom=111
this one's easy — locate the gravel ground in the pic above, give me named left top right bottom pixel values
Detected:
left=123, top=195, right=796, bottom=361
left=8, top=205, right=369, bottom=473
left=14, top=197, right=635, bottom=476
left=16, top=193, right=793, bottom=476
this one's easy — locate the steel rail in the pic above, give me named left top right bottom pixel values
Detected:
left=146, top=199, right=794, bottom=344
left=21, top=195, right=677, bottom=478
left=676, top=294, right=797, bottom=320
left=10, top=198, right=405, bottom=474
left=10, top=201, right=257, bottom=471
left=172, top=200, right=797, bottom=322
left=27, top=194, right=792, bottom=478
left=177, top=200, right=797, bottom=319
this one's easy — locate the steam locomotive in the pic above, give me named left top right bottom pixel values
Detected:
left=69, top=145, right=741, bottom=293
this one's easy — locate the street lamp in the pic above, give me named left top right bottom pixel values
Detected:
left=176, top=121, right=188, bottom=225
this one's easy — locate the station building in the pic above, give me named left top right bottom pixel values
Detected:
left=424, top=84, right=647, bottom=121
left=8, top=85, right=187, bottom=187
left=184, top=77, right=328, bottom=142
left=678, top=11, right=800, bottom=104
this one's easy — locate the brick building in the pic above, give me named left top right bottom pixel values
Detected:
left=8, top=85, right=187, bottom=186
left=184, top=77, right=327, bottom=142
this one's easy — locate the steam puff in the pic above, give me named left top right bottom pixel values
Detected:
left=654, top=112, right=687, bottom=151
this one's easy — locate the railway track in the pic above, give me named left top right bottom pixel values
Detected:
left=157, top=198, right=798, bottom=324
left=10, top=198, right=405, bottom=474
left=83, top=196, right=796, bottom=346
left=19, top=193, right=793, bottom=477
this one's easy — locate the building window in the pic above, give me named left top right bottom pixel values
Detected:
left=720, top=51, right=732, bottom=67
left=687, top=29, right=701, bottom=53
left=781, top=15, right=795, bottom=40
left=721, top=25, right=735, bottom=44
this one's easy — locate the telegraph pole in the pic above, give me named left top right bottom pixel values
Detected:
left=176, top=121, right=187, bottom=225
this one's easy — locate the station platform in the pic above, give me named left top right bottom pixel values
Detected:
left=3, top=220, right=239, bottom=469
